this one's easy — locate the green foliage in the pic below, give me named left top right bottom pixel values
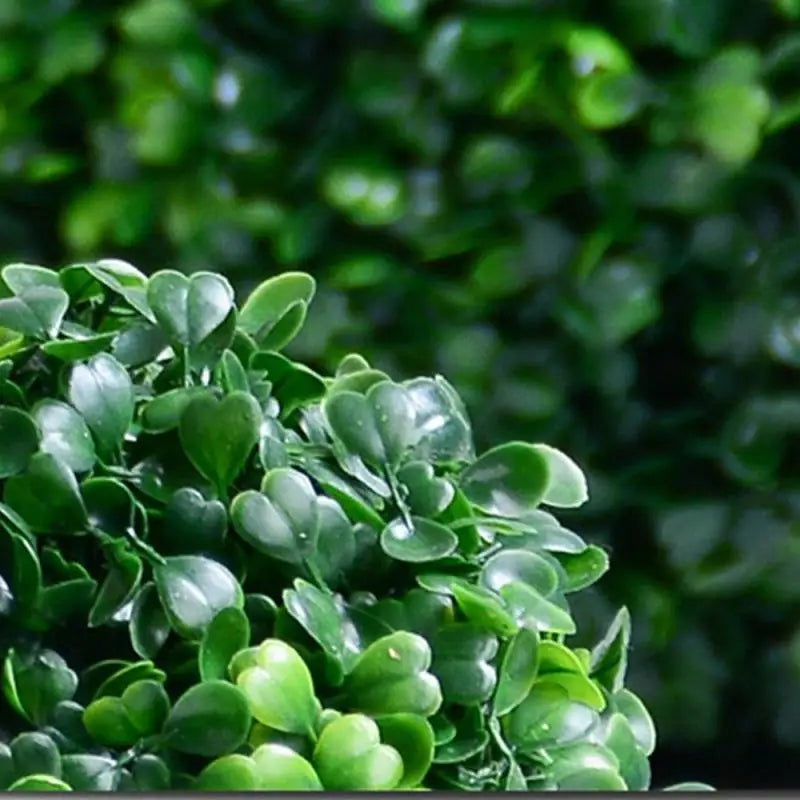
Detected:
left=0, top=2, right=797, bottom=766
left=0, top=262, right=702, bottom=790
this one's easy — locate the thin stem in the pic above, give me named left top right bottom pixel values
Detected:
left=303, top=557, right=331, bottom=595
left=385, top=466, right=414, bottom=531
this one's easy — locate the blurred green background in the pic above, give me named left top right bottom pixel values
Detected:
left=2, top=0, right=800, bottom=788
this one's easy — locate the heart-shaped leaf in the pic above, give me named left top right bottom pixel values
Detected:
left=0, top=407, right=39, bottom=478
left=163, top=680, right=251, bottom=756
left=460, top=442, right=550, bottom=517
left=4, top=453, right=87, bottom=534
left=68, top=354, right=134, bottom=457
left=10, top=731, right=61, bottom=778
left=396, top=461, right=455, bottom=517
left=376, top=713, right=435, bottom=789
left=238, top=272, right=316, bottom=348
left=236, top=639, right=318, bottom=736
left=83, top=696, right=141, bottom=748
left=252, top=743, right=324, bottom=790
left=344, top=631, right=442, bottom=717
left=380, top=516, right=458, bottom=563
left=323, top=381, right=418, bottom=468
left=500, top=583, right=576, bottom=635
left=154, top=555, right=244, bottom=639
left=112, top=321, right=169, bottom=367
left=147, top=270, right=235, bottom=363
left=121, top=679, right=170, bottom=736
left=32, top=401, right=95, bottom=474
left=283, top=579, right=362, bottom=674
left=199, top=606, right=250, bottom=681
left=162, top=488, right=227, bottom=555
left=494, top=627, right=540, bottom=716
left=230, top=468, right=319, bottom=564
left=313, top=713, right=403, bottom=791
left=0, top=286, right=69, bottom=339
left=431, top=624, right=498, bottom=705
left=195, top=754, right=260, bottom=791
left=178, top=391, right=261, bottom=494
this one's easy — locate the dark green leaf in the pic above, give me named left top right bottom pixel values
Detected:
left=380, top=516, right=458, bottom=563
left=494, top=627, right=540, bottom=716
left=88, top=550, right=142, bottom=627
left=431, top=623, right=498, bottom=705
left=199, top=606, right=250, bottom=681
left=129, top=583, right=171, bottom=659
left=0, top=286, right=69, bottom=339
left=32, top=401, right=95, bottom=473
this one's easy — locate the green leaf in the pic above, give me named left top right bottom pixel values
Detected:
left=500, top=583, right=576, bottom=635
left=613, top=688, right=656, bottom=757
left=380, top=516, right=459, bottom=563
left=504, top=682, right=598, bottom=750
left=61, top=754, right=117, bottom=791
left=10, top=731, right=61, bottom=778
left=154, top=555, right=244, bottom=639
left=450, top=581, right=518, bottom=638
left=460, top=442, right=550, bottom=517
left=112, top=321, right=169, bottom=367
left=195, top=754, right=260, bottom=791
left=344, top=631, right=442, bottom=717
left=89, top=550, right=143, bottom=627
left=236, top=639, right=318, bottom=737
left=396, top=461, right=455, bottom=517
left=604, top=712, right=650, bottom=790
left=178, top=391, right=261, bottom=494
left=7, top=774, right=72, bottom=791
left=404, top=376, right=475, bottom=463
left=121, top=679, right=170, bottom=736
left=68, top=354, right=134, bottom=456
left=556, top=766, right=627, bottom=791
left=531, top=444, right=589, bottom=508
left=313, top=714, right=403, bottom=791
left=558, top=545, right=610, bottom=592
left=147, top=270, right=235, bottom=358
left=323, top=380, right=418, bottom=468
left=163, top=487, right=227, bottom=555
left=432, top=624, right=498, bottom=705
left=283, top=579, right=362, bottom=673
left=41, top=333, right=117, bottom=363
left=163, top=680, right=251, bottom=756
left=590, top=607, right=631, bottom=694
left=252, top=744, right=324, bottom=790
left=0, top=407, right=39, bottom=478
left=0, top=286, right=69, bottom=339
left=238, top=272, right=316, bottom=348
left=664, top=781, right=716, bottom=791
left=129, top=583, right=170, bottom=659
left=83, top=259, right=153, bottom=319
left=32, top=401, right=96, bottom=473
left=314, top=497, right=357, bottom=586
left=231, top=468, right=319, bottom=564
left=199, top=606, right=251, bottom=681
left=494, top=627, right=540, bottom=716
left=376, top=714, right=435, bottom=789
left=4, top=453, right=87, bottom=534
left=83, top=696, right=141, bottom=748
left=140, top=387, right=208, bottom=434
left=92, top=659, right=166, bottom=700
left=481, top=549, right=560, bottom=597
left=3, top=648, right=78, bottom=725
left=131, top=754, right=170, bottom=791
left=2, top=263, right=61, bottom=294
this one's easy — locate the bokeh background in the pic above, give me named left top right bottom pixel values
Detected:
left=2, top=0, right=800, bottom=788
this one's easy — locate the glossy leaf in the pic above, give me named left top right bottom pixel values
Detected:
left=199, top=606, right=251, bottom=681
left=494, top=627, right=540, bottom=716
left=163, top=681, right=251, bottom=756
left=432, top=624, right=498, bottom=705
left=460, top=442, right=550, bottom=517
left=178, top=391, right=261, bottom=493
left=32, top=401, right=95, bottom=473
left=194, top=754, right=260, bottom=791
left=0, top=407, right=39, bottom=478
left=532, top=444, right=589, bottom=508
left=252, top=743, right=324, bottom=790
left=163, top=487, right=227, bottom=555
left=129, top=583, right=171, bottom=659
left=590, top=606, right=631, bottom=694
left=154, top=555, right=244, bottom=639
left=381, top=516, right=458, bottom=563
left=376, top=714, right=435, bottom=789
left=0, top=286, right=69, bottom=339
left=236, top=639, right=318, bottom=736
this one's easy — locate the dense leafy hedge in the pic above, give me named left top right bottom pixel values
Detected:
left=0, top=261, right=713, bottom=792
left=2, top=0, right=800, bottom=782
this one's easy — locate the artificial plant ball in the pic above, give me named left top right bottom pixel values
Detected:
left=0, top=260, right=708, bottom=791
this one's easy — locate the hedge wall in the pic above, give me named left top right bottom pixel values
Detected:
left=2, top=0, right=800, bottom=787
